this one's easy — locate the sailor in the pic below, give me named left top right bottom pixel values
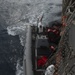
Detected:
left=47, top=26, right=61, bottom=44
left=45, top=64, right=55, bottom=75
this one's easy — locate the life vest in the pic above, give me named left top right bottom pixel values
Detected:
left=48, top=28, right=59, bottom=35
left=37, top=56, right=47, bottom=67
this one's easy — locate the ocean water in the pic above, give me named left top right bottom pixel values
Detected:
left=0, top=0, right=62, bottom=75
left=0, top=28, right=24, bottom=75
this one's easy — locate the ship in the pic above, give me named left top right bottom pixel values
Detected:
left=23, top=0, right=75, bottom=75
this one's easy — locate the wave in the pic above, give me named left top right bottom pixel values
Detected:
left=7, top=23, right=27, bottom=46
left=16, top=60, right=23, bottom=75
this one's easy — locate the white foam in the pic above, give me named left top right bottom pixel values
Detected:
left=7, top=27, right=17, bottom=36
left=16, top=60, right=23, bottom=75
left=19, top=35, right=26, bottom=46
left=7, top=24, right=27, bottom=46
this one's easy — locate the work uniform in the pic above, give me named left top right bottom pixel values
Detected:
left=47, top=27, right=61, bottom=44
